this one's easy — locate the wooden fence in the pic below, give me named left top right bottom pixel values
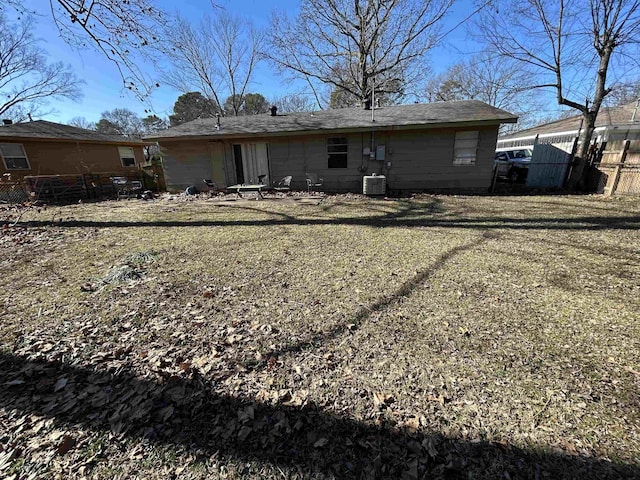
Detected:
left=596, top=140, right=640, bottom=196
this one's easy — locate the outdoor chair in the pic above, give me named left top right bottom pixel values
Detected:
left=111, top=176, right=141, bottom=200
left=305, top=172, right=324, bottom=192
left=273, top=175, right=292, bottom=192
left=203, top=178, right=219, bottom=193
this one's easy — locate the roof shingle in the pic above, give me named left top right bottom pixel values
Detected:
left=146, top=100, right=517, bottom=140
left=0, top=120, right=144, bottom=144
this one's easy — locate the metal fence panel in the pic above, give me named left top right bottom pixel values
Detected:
left=526, top=144, right=570, bottom=188
left=0, top=182, right=29, bottom=204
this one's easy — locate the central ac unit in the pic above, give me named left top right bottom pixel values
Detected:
left=363, top=174, right=386, bottom=196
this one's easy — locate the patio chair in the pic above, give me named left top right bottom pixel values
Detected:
left=203, top=178, right=219, bottom=194
left=130, top=180, right=143, bottom=193
left=273, top=175, right=292, bottom=192
left=305, top=172, right=324, bottom=192
left=111, top=176, right=132, bottom=200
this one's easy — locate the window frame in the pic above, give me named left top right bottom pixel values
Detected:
left=0, top=143, right=31, bottom=170
left=327, top=136, right=348, bottom=169
left=118, top=146, right=137, bottom=167
left=452, top=130, right=479, bottom=166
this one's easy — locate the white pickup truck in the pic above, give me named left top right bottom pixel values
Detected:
left=494, top=148, right=532, bottom=182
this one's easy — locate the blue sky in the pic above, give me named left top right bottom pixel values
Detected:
left=7, top=0, right=486, bottom=124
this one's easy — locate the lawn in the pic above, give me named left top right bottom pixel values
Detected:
left=1, top=193, right=639, bottom=479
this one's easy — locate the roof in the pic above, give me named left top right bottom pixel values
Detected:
left=500, top=101, right=640, bottom=140
left=146, top=100, right=517, bottom=141
left=0, top=120, right=144, bottom=144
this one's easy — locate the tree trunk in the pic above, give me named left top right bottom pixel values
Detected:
left=566, top=112, right=596, bottom=191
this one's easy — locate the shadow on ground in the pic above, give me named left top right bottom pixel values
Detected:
left=10, top=211, right=640, bottom=231
left=5, top=195, right=639, bottom=230
left=1, top=352, right=637, bottom=480
left=249, top=232, right=496, bottom=368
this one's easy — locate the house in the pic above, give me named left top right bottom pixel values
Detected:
left=147, top=101, right=517, bottom=193
left=0, top=120, right=146, bottom=182
left=496, top=101, right=640, bottom=193
left=497, top=100, right=640, bottom=153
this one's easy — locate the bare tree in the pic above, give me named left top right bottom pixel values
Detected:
left=3, top=0, right=167, bottom=98
left=142, top=114, right=168, bottom=133
left=96, top=108, right=145, bottom=138
left=478, top=0, right=640, bottom=190
left=424, top=53, right=542, bottom=130
left=68, top=116, right=96, bottom=130
left=160, top=11, right=262, bottom=116
left=2, top=104, right=53, bottom=123
left=605, top=81, right=640, bottom=106
left=0, top=12, right=82, bottom=119
left=265, top=0, right=455, bottom=108
left=271, top=93, right=317, bottom=113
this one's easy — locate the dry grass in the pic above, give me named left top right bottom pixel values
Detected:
left=1, top=193, right=639, bottom=479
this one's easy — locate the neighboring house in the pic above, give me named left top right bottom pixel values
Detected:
left=0, top=120, right=146, bottom=182
left=496, top=101, right=640, bottom=192
left=146, top=101, right=517, bottom=193
left=497, top=100, right=640, bottom=153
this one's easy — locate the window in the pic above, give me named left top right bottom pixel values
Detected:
left=453, top=131, right=479, bottom=166
left=118, top=146, right=136, bottom=167
left=507, top=149, right=532, bottom=159
left=328, top=137, right=348, bottom=168
left=0, top=143, right=30, bottom=170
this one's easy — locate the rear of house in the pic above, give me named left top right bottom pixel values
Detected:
left=148, top=101, right=517, bottom=193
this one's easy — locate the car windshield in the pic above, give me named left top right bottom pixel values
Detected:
left=508, top=149, right=533, bottom=159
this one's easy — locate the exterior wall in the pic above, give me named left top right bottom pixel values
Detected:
left=268, top=126, right=498, bottom=192
left=0, top=139, right=144, bottom=182
left=160, top=140, right=227, bottom=192
left=159, top=125, right=501, bottom=193
left=381, top=126, right=498, bottom=191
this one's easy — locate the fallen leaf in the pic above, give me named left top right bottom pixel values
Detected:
left=158, top=405, right=174, bottom=422
left=624, top=366, right=640, bottom=376
left=403, top=416, right=420, bottom=433
left=373, top=391, right=394, bottom=409
left=313, top=438, right=328, bottom=448
left=238, top=426, right=252, bottom=441
left=56, top=435, right=76, bottom=455
left=5, top=379, right=25, bottom=386
left=54, top=378, right=68, bottom=392
left=422, top=438, right=439, bottom=458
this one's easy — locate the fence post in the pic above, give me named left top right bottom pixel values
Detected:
left=607, top=140, right=630, bottom=197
